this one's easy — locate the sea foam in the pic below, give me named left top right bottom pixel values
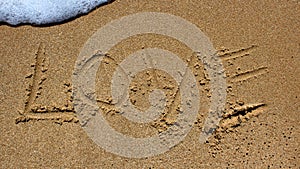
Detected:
left=0, top=0, right=109, bottom=25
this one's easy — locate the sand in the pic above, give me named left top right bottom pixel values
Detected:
left=0, top=0, right=299, bottom=168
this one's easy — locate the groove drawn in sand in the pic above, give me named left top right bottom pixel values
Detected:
left=218, top=45, right=258, bottom=61
left=24, top=43, right=47, bottom=114
left=16, top=112, right=79, bottom=124
left=95, top=53, right=121, bottom=115
left=95, top=51, right=132, bottom=108
left=218, top=103, right=267, bottom=132
left=206, top=44, right=269, bottom=143
left=91, top=51, right=129, bottom=115
left=207, top=103, right=268, bottom=158
left=16, top=43, right=78, bottom=124
left=230, top=66, right=269, bottom=82
left=152, top=53, right=195, bottom=131
left=217, top=45, right=269, bottom=82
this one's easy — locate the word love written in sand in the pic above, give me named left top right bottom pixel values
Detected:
left=17, top=12, right=268, bottom=159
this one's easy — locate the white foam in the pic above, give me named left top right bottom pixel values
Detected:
left=0, top=0, right=109, bottom=25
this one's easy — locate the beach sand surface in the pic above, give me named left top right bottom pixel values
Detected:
left=0, top=0, right=299, bottom=168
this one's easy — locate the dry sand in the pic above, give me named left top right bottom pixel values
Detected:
left=0, top=0, right=299, bottom=168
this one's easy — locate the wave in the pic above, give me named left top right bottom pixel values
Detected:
left=0, top=0, right=110, bottom=25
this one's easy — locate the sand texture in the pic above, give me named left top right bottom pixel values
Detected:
left=0, top=0, right=299, bottom=168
